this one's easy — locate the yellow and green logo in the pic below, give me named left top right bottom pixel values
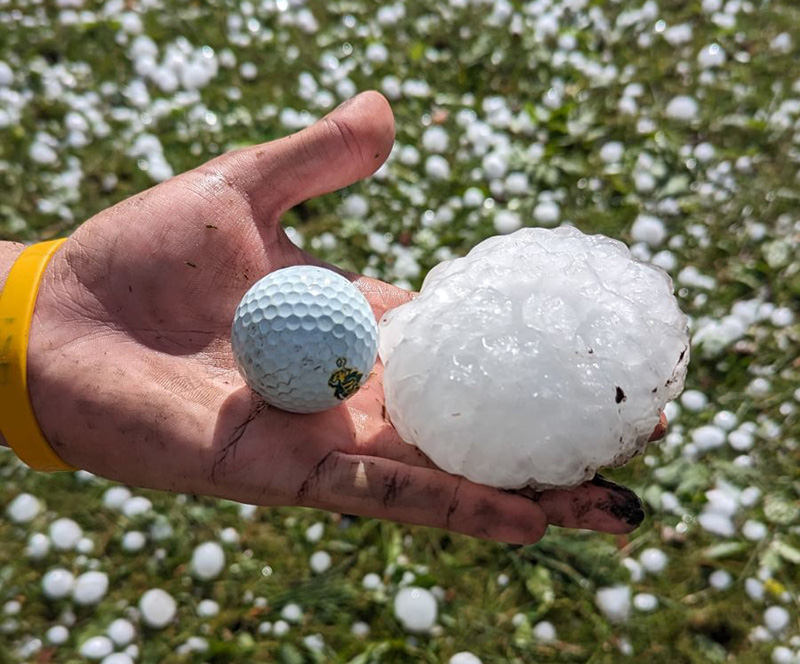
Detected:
left=328, top=357, right=363, bottom=400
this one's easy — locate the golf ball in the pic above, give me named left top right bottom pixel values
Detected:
left=231, top=266, right=378, bottom=413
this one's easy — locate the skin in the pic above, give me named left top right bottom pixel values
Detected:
left=2, top=92, right=665, bottom=544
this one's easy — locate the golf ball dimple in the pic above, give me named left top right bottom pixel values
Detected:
left=231, top=266, right=378, bottom=413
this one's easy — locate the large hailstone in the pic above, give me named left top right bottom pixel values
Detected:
left=380, top=227, right=689, bottom=490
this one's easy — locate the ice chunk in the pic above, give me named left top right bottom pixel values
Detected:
left=380, top=227, right=689, bottom=489
left=393, top=587, right=437, bottom=633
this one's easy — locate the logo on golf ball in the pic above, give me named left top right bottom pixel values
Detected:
left=328, top=358, right=363, bottom=400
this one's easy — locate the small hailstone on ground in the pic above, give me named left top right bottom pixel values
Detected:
left=0, top=60, right=12, bottom=85
left=303, top=634, right=325, bottom=652
left=623, top=557, right=644, bottom=582
left=640, top=548, right=668, bottom=574
left=664, top=23, right=693, bottom=44
left=425, top=155, right=451, bottom=180
left=400, top=571, right=417, bottom=586
left=709, top=570, right=733, bottom=590
left=46, top=625, right=69, bottom=645
left=1, top=620, right=18, bottom=635
left=532, top=200, right=560, bottom=226
left=103, top=487, right=131, bottom=510
left=49, top=518, right=83, bottom=550
left=139, top=589, right=176, bottom=629
left=743, top=520, right=768, bottom=541
left=150, top=520, right=173, bottom=541
left=101, top=654, right=134, bottom=664
left=770, top=33, right=793, bottom=54
left=533, top=621, right=557, bottom=642
left=122, top=531, right=146, bottom=552
left=362, top=573, right=382, bottom=590
left=73, top=571, right=109, bottom=605
left=191, top=542, right=225, bottom=581
left=309, top=550, right=332, bottom=574
left=596, top=586, right=631, bottom=623
left=351, top=621, right=370, bottom=637
left=631, top=214, right=667, bottom=247
left=729, top=428, right=754, bottom=451
left=380, top=227, right=689, bottom=489
left=493, top=209, right=522, bottom=234
left=273, top=620, right=290, bottom=636
left=505, top=172, right=529, bottom=195
left=76, top=537, right=94, bottom=554
left=599, top=141, right=624, bottom=163
left=122, top=496, right=152, bottom=518
left=239, top=503, right=257, bottom=520
left=747, top=377, right=771, bottom=397
left=771, top=307, right=794, bottom=327
left=694, top=142, right=716, bottom=162
left=258, top=621, right=272, bottom=635
left=482, top=152, right=508, bottom=179
left=422, top=126, right=449, bottom=153
left=3, top=601, right=20, bottom=615
left=665, top=96, right=699, bottom=122
left=80, top=635, right=114, bottom=660
left=746, top=578, right=765, bottom=602
left=497, top=573, right=510, bottom=587
left=240, top=62, right=257, bottom=79
left=463, top=187, right=485, bottom=208
left=692, top=425, right=727, bottom=451
left=42, top=569, right=76, bottom=600
left=107, top=618, right=136, bottom=646
left=7, top=493, right=42, bottom=523
left=713, top=410, right=738, bottom=430
left=30, top=141, right=59, bottom=165
left=197, top=599, right=219, bottom=618
left=366, top=43, right=388, bottom=63
left=681, top=390, right=708, bottom=411
left=393, top=587, right=438, bottom=633
left=449, top=653, right=483, bottom=664
left=772, top=646, right=797, bottom=664
left=26, top=533, right=50, bottom=559
left=751, top=626, right=774, bottom=643
left=698, top=44, right=726, bottom=68
left=280, top=603, right=303, bottom=623
left=740, top=487, right=762, bottom=507
left=342, top=194, right=368, bottom=218
left=633, top=593, right=659, bottom=612
left=765, top=606, right=791, bottom=635
left=304, top=522, right=324, bottom=543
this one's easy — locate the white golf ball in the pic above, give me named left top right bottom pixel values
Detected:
left=231, top=266, right=378, bottom=413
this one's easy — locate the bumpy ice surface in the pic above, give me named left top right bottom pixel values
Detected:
left=232, top=266, right=378, bottom=413
left=379, top=227, right=689, bottom=489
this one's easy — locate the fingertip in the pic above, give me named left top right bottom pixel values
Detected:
left=323, top=90, right=395, bottom=174
left=535, top=476, right=645, bottom=535
left=649, top=412, right=668, bottom=441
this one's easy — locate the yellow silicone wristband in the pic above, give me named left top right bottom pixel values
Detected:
left=0, top=238, right=76, bottom=472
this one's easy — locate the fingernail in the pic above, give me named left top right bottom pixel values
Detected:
left=591, top=474, right=645, bottom=527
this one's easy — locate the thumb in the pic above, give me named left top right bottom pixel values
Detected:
left=211, top=91, right=395, bottom=222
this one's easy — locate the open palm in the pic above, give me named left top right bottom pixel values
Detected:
left=25, top=92, right=650, bottom=544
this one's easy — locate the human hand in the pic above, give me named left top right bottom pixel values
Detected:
left=24, top=91, right=659, bottom=544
